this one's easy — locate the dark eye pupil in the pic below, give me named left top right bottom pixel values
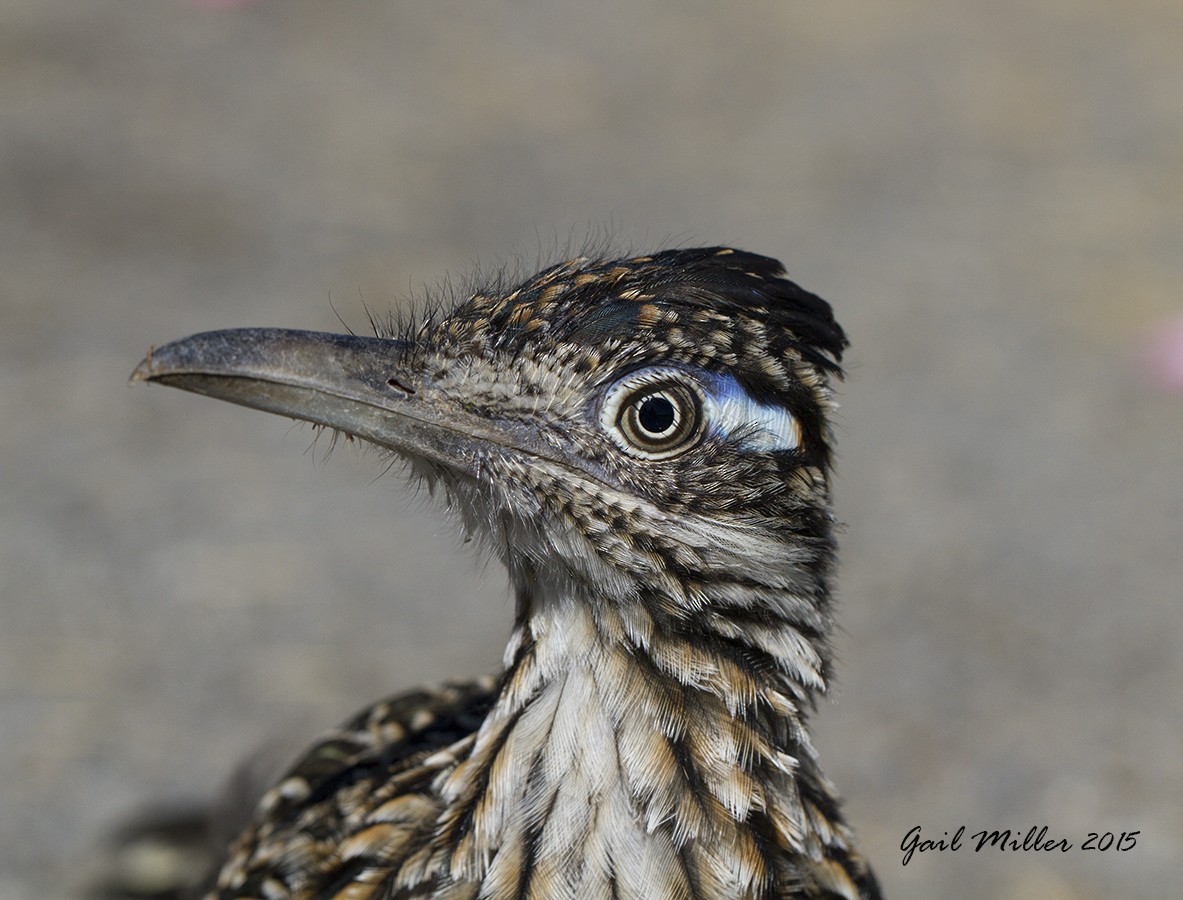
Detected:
left=638, top=395, right=676, bottom=434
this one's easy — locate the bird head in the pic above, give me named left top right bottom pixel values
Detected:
left=134, top=247, right=847, bottom=692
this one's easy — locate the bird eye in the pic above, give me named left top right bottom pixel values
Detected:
left=601, top=369, right=704, bottom=459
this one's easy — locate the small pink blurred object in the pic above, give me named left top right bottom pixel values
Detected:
left=1145, top=314, right=1183, bottom=392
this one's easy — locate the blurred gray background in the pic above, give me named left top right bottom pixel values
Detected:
left=3, top=1, right=1181, bottom=897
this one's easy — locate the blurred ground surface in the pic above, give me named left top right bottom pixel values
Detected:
left=2, top=1, right=1181, bottom=897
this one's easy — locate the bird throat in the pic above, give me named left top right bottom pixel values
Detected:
left=419, top=580, right=845, bottom=898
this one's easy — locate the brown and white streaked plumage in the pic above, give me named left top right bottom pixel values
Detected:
left=132, top=247, right=881, bottom=899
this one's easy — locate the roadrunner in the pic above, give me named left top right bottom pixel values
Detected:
left=132, top=247, right=881, bottom=899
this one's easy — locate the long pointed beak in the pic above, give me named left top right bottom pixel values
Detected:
left=131, top=328, right=514, bottom=476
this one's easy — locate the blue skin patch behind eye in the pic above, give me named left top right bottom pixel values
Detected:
left=600, top=366, right=800, bottom=455
left=697, top=371, right=800, bottom=452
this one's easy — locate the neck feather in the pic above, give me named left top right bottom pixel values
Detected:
left=422, top=571, right=859, bottom=898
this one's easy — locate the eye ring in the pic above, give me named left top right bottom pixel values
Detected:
left=600, top=369, right=705, bottom=459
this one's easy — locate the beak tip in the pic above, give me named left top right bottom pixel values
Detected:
left=129, top=346, right=158, bottom=385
